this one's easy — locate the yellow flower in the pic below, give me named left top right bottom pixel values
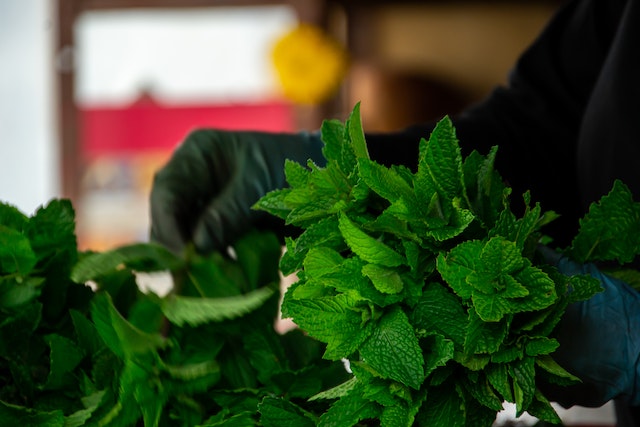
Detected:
left=272, top=23, right=349, bottom=105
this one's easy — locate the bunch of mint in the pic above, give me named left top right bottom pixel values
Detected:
left=0, top=200, right=347, bottom=426
left=255, top=103, right=639, bottom=426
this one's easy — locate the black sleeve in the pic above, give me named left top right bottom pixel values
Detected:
left=366, top=0, right=624, bottom=244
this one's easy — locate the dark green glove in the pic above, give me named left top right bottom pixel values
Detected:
left=150, top=129, right=324, bottom=253
left=539, top=246, right=640, bottom=408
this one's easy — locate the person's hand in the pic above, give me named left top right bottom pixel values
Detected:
left=150, top=129, right=324, bottom=254
left=539, top=246, right=640, bottom=408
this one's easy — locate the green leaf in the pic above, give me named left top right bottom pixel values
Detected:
left=380, top=403, right=412, bottom=427
left=463, top=146, right=506, bottom=227
left=535, top=355, right=580, bottom=383
left=526, top=389, right=563, bottom=424
left=303, top=247, right=344, bottom=280
left=71, top=242, right=184, bottom=283
left=258, top=397, right=316, bottom=427
left=0, top=276, right=43, bottom=308
left=321, top=118, right=356, bottom=175
left=358, top=158, right=414, bottom=204
left=64, top=390, right=106, bottom=427
left=161, top=286, right=276, bottom=327
left=464, top=308, right=508, bottom=355
left=253, top=188, right=292, bottom=220
left=90, top=292, right=166, bottom=360
left=437, top=240, right=483, bottom=300
left=360, top=307, right=424, bottom=389
left=0, top=400, right=64, bottom=426
left=26, top=199, right=77, bottom=265
left=0, top=201, right=28, bottom=230
left=0, top=225, right=36, bottom=276
left=422, top=333, right=455, bottom=378
left=70, top=309, right=104, bottom=355
left=462, top=374, right=504, bottom=412
left=417, top=116, right=464, bottom=203
left=347, top=102, right=369, bottom=161
left=570, top=180, right=640, bottom=263
left=472, top=292, right=513, bottom=323
left=510, top=356, right=536, bottom=415
left=280, top=216, right=344, bottom=276
left=338, top=213, right=405, bottom=267
left=43, top=333, right=85, bottom=390
left=412, top=282, right=467, bottom=348
left=416, top=382, right=464, bottom=427
left=508, top=265, right=557, bottom=313
left=186, top=251, right=246, bottom=298
left=361, top=263, right=404, bottom=294
left=284, top=293, right=372, bottom=360
left=525, top=337, right=559, bottom=356
left=284, top=158, right=311, bottom=188
left=229, top=229, right=283, bottom=291
left=309, top=377, right=358, bottom=401
left=317, top=391, right=380, bottom=427
left=486, top=363, right=513, bottom=402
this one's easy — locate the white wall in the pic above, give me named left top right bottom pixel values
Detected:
left=0, top=0, right=58, bottom=215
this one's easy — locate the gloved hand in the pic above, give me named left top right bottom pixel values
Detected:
left=538, top=246, right=640, bottom=408
left=150, top=129, right=324, bottom=254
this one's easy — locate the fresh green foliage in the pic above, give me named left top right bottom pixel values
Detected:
left=3, top=102, right=640, bottom=426
left=254, top=102, right=640, bottom=426
left=0, top=201, right=348, bottom=426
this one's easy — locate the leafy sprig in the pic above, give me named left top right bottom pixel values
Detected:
left=255, top=102, right=639, bottom=426
left=0, top=201, right=347, bottom=426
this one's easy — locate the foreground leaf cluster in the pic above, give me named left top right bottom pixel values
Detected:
left=0, top=201, right=348, bottom=426
left=255, top=103, right=639, bottom=426
left=3, top=103, right=640, bottom=426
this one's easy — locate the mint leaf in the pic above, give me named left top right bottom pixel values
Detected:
left=437, top=240, right=483, bottom=300
left=358, top=158, right=415, bottom=204
left=361, top=263, right=404, bottom=294
left=0, top=226, right=36, bottom=276
left=510, top=356, right=536, bottom=415
left=43, top=333, right=85, bottom=390
left=422, top=333, right=455, bottom=378
left=415, top=382, right=464, bottom=427
left=463, top=146, right=506, bottom=228
left=283, top=293, right=372, bottom=360
left=161, top=286, right=276, bottom=327
left=259, top=397, right=316, bottom=427
left=464, top=308, right=509, bottom=355
left=0, top=400, right=64, bottom=426
left=338, top=213, right=405, bottom=267
left=0, top=201, right=28, bottom=230
left=252, top=188, right=291, bottom=221
left=569, top=180, right=640, bottom=263
left=26, top=199, right=77, bottom=265
left=412, top=282, right=467, bottom=348
left=360, top=307, right=424, bottom=389
left=416, top=116, right=464, bottom=203
left=347, top=102, right=369, bottom=161
left=71, top=242, right=184, bottom=283
left=317, top=390, right=380, bottom=427
left=90, top=292, right=167, bottom=360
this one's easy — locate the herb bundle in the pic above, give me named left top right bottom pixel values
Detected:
left=254, top=103, right=640, bottom=426
left=2, top=102, right=639, bottom=426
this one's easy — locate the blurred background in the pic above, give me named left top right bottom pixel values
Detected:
left=1, top=0, right=568, bottom=251
left=0, top=0, right=620, bottom=425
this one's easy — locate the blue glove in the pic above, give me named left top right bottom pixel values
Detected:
left=540, top=246, right=640, bottom=408
left=150, top=129, right=324, bottom=254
